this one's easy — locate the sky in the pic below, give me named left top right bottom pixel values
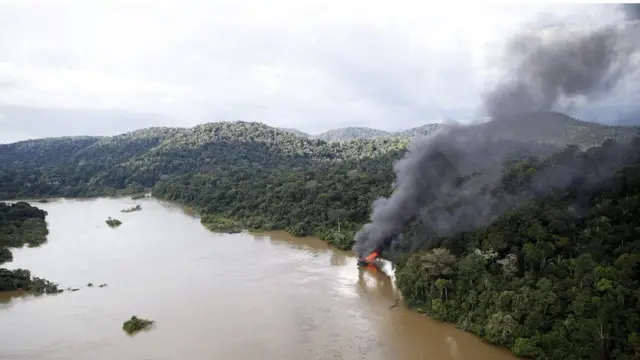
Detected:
left=0, top=0, right=638, bottom=142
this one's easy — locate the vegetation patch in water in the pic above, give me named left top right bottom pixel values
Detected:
left=106, top=217, right=122, bottom=227
left=123, top=316, right=155, bottom=335
left=121, top=205, right=142, bottom=213
left=0, top=269, right=62, bottom=294
left=0, top=201, right=49, bottom=265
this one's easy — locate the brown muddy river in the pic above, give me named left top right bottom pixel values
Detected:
left=0, top=197, right=517, bottom=360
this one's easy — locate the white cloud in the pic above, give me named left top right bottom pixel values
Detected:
left=0, top=0, right=636, bottom=138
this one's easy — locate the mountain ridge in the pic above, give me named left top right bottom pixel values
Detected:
left=4, top=110, right=638, bottom=146
left=1, top=111, right=638, bottom=202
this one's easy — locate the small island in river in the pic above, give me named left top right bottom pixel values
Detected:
left=106, top=217, right=122, bottom=227
left=121, top=204, right=142, bottom=213
left=123, top=316, right=155, bottom=335
left=0, top=201, right=61, bottom=294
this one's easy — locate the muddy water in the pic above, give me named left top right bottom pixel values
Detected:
left=0, top=197, right=518, bottom=360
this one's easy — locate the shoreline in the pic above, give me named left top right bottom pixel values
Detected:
left=1, top=194, right=521, bottom=358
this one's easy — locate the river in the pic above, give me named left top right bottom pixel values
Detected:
left=0, top=197, right=518, bottom=360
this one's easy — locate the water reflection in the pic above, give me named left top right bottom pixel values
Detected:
left=0, top=291, right=27, bottom=305
left=356, top=264, right=399, bottom=303
left=330, top=252, right=348, bottom=266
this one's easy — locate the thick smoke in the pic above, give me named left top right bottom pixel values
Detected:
left=620, top=4, right=640, bottom=21
left=352, top=124, right=469, bottom=256
left=484, top=23, right=638, bottom=121
left=353, top=12, right=640, bottom=257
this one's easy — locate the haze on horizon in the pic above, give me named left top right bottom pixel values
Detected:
left=0, top=1, right=638, bottom=143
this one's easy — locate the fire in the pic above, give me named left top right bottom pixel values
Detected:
left=364, top=249, right=380, bottom=263
left=357, top=248, right=382, bottom=268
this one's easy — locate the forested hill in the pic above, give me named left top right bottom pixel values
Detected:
left=1, top=113, right=640, bottom=358
left=314, top=127, right=393, bottom=141
left=281, top=111, right=637, bottom=143
left=0, top=121, right=411, bottom=199
left=395, top=137, right=640, bottom=359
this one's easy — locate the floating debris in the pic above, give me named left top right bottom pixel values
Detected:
left=389, top=299, right=400, bottom=310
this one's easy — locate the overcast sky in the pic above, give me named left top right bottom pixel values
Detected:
left=0, top=1, right=637, bottom=142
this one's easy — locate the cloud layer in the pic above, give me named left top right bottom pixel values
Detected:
left=0, top=1, right=637, bottom=140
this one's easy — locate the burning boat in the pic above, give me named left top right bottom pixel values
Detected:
left=357, top=247, right=382, bottom=267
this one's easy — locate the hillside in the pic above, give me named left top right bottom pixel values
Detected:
left=478, top=111, right=639, bottom=149
left=314, top=127, right=392, bottom=141
left=0, top=121, right=410, bottom=200
left=279, top=128, right=311, bottom=138
left=0, top=113, right=636, bottom=201
left=283, top=111, right=636, bottom=144
left=395, top=137, right=640, bottom=359
left=1, top=113, right=640, bottom=358
left=396, top=123, right=443, bottom=138
left=310, top=124, right=444, bottom=141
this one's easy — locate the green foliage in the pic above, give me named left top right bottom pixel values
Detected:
left=0, top=121, right=408, bottom=200
left=395, top=139, right=640, bottom=359
left=0, top=269, right=61, bottom=293
left=28, top=276, right=63, bottom=294
left=106, top=217, right=122, bottom=227
left=315, top=127, right=394, bottom=141
left=0, top=201, right=49, bottom=265
left=122, top=316, right=155, bottom=335
left=0, top=268, right=31, bottom=291
left=152, top=157, right=397, bottom=250
left=0, top=248, right=11, bottom=264
left=121, top=205, right=142, bottom=213
left=200, top=214, right=244, bottom=233
left=0, top=202, right=60, bottom=293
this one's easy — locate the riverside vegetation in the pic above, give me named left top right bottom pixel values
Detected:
left=0, top=201, right=61, bottom=294
left=0, top=112, right=639, bottom=359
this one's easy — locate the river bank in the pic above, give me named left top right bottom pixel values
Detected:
left=0, top=197, right=519, bottom=360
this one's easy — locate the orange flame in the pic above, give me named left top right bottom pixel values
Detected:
left=364, top=250, right=380, bottom=263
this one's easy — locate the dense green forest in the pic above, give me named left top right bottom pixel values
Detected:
left=0, top=201, right=60, bottom=293
left=395, top=137, right=640, bottom=359
left=0, top=114, right=639, bottom=358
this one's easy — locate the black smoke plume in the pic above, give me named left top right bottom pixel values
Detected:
left=484, top=22, right=638, bottom=122
left=620, top=4, right=640, bottom=21
left=353, top=11, right=640, bottom=257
